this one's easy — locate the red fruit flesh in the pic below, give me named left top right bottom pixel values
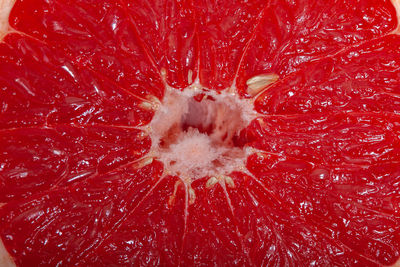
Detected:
left=1, top=0, right=400, bottom=266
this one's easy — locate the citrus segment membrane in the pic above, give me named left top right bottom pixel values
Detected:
left=192, top=0, right=268, bottom=90
left=9, top=0, right=165, bottom=99
left=0, top=125, right=150, bottom=202
left=123, top=0, right=197, bottom=89
left=246, top=153, right=400, bottom=265
left=0, top=33, right=154, bottom=129
left=254, top=34, right=400, bottom=115
left=78, top=175, right=186, bottom=266
left=0, top=161, right=163, bottom=266
left=235, top=0, right=398, bottom=96
left=243, top=112, right=400, bottom=165
left=241, top=112, right=400, bottom=264
left=179, top=177, right=249, bottom=266
left=225, top=172, right=393, bottom=266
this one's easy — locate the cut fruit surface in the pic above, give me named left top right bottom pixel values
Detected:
left=1, top=0, right=400, bottom=266
left=235, top=0, right=398, bottom=96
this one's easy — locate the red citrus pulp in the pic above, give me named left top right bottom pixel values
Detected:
left=1, top=0, right=400, bottom=266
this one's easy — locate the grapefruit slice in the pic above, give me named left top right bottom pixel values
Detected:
left=1, top=0, right=400, bottom=266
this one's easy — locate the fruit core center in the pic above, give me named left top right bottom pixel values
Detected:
left=149, top=88, right=252, bottom=180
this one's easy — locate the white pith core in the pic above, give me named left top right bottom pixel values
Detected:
left=148, top=86, right=256, bottom=181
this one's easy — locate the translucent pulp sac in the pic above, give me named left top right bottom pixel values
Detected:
left=148, top=87, right=256, bottom=181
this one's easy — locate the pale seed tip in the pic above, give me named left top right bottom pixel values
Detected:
left=246, top=73, right=279, bottom=97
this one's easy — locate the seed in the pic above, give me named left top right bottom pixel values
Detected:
left=188, top=187, right=196, bottom=205
left=246, top=73, right=279, bottom=96
left=139, top=95, right=161, bottom=111
left=206, top=176, right=219, bottom=189
left=132, top=157, right=153, bottom=169
left=224, top=176, right=235, bottom=188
